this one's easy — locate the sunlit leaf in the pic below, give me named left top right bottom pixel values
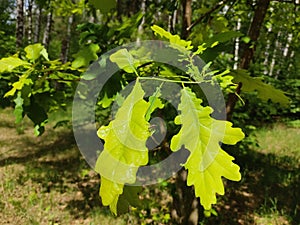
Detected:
left=110, top=49, right=138, bottom=73
left=145, top=87, right=164, bottom=121
left=25, top=43, right=48, bottom=61
left=0, top=57, right=30, bottom=73
left=151, top=25, right=193, bottom=50
left=170, top=87, right=244, bottom=210
left=4, top=75, right=33, bottom=97
left=95, top=80, right=150, bottom=215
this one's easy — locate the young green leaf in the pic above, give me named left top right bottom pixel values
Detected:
left=0, top=57, right=30, bottom=73
left=4, top=75, right=33, bottom=97
left=110, top=49, right=138, bottom=74
left=151, top=25, right=193, bottom=50
left=145, top=87, right=164, bottom=121
left=24, top=43, right=48, bottom=61
left=170, top=87, right=244, bottom=210
left=72, top=44, right=99, bottom=68
left=95, top=80, right=151, bottom=215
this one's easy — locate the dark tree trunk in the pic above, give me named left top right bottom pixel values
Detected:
left=116, top=0, right=122, bottom=20
left=181, top=0, right=192, bottom=39
left=16, top=0, right=24, bottom=49
left=226, top=0, right=271, bottom=120
left=42, top=10, right=53, bottom=50
left=27, top=0, right=33, bottom=44
left=60, top=15, right=74, bottom=63
left=172, top=169, right=198, bottom=225
left=239, top=0, right=271, bottom=69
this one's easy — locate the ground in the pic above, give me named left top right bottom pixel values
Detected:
left=0, top=108, right=299, bottom=224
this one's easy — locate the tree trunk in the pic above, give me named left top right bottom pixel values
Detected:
left=233, top=18, right=241, bottom=70
left=60, top=15, right=74, bottom=63
left=181, top=0, right=192, bottom=39
left=172, top=169, right=199, bottom=225
left=263, top=25, right=273, bottom=75
left=239, top=0, right=271, bottom=69
left=27, top=0, right=33, bottom=44
left=42, top=10, right=53, bottom=50
left=136, top=0, right=146, bottom=46
left=269, top=31, right=282, bottom=77
left=226, top=0, right=271, bottom=120
left=16, top=0, right=24, bottom=49
left=34, top=5, right=42, bottom=43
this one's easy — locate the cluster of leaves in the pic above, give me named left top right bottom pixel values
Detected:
left=94, top=25, right=245, bottom=215
left=0, top=43, right=81, bottom=135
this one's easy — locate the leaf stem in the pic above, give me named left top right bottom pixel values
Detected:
left=139, top=76, right=203, bottom=84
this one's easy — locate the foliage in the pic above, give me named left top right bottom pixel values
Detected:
left=230, top=69, right=290, bottom=107
left=95, top=80, right=151, bottom=215
left=0, top=43, right=80, bottom=135
left=170, top=87, right=244, bottom=209
left=0, top=0, right=297, bottom=222
left=94, top=26, right=245, bottom=214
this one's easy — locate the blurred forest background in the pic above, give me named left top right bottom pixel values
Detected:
left=0, top=0, right=299, bottom=224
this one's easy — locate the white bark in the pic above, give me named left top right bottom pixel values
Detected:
left=233, top=18, right=241, bottom=70
left=42, top=10, right=53, bottom=49
left=136, top=0, right=146, bottom=46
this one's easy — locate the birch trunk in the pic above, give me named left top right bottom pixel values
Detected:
left=16, top=0, right=24, bottom=49
left=136, top=0, right=146, bottom=46
left=42, top=10, right=53, bottom=50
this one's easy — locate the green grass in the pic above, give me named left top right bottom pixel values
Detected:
left=0, top=108, right=299, bottom=224
left=0, top=108, right=130, bottom=225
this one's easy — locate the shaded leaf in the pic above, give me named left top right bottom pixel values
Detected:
left=231, top=69, right=290, bottom=107
left=89, top=0, right=116, bottom=13
left=116, top=186, right=142, bottom=214
left=72, top=44, right=99, bottom=68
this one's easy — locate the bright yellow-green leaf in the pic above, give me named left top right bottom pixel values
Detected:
left=4, top=75, right=33, bottom=97
left=151, top=25, right=193, bottom=50
left=25, top=43, right=47, bottom=61
left=110, top=49, right=139, bottom=73
left=145, top=87, right=164, bottom=121
left=0, top=57, right=30, bottom=73
left=170, top=87, right=244, bottom=210
left=95, top=80, right=151, bottom=215
left=98, top=93, right=115, bottom=108
left=231, top=69, right=290, bottom=107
